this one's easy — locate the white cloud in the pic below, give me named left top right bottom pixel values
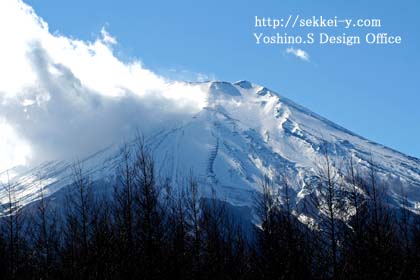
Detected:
left=0, top=0, right=209, bottom=172
left=164, top=68, right=216, bottom=82
left=100, top=26, right=117, bottom=45
left=286, top=47, right=310, bottom=62
left=0, top=119, right=32, bottom=170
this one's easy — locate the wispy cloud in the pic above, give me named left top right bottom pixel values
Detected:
left=165, top=68, right=216, bottom=82
left=286, top=47, right=310, bottom=62
left=100, top=26, right=117, bottom=45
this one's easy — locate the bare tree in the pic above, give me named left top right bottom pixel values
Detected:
left=32, top=181, right=60, bottom=279
left=132, top=138, right=166, bottom=278
left=346, top=156, right=366, bottom=234
left=114, top=144, right=135, bottom=249
left=314, top=142, right=344, bottom=278
left=63, top=161, right=94, bottom=277
left=1, top=175, right=26, bottom=278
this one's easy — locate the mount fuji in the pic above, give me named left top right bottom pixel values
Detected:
left=2, top=80, right=420, bottom=221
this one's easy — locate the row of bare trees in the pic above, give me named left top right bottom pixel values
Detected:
left=0, top=141, right=420, bottom=279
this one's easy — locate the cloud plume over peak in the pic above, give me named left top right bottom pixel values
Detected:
left=0, top=0, right=208, bottom=173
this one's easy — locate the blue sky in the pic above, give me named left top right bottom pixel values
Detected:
left=25, top=0, right=420, bottom=157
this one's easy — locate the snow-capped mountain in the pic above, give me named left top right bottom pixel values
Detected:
left=2, top=80, right=420, bottom=219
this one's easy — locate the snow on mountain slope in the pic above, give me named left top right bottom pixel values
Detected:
left=2, top=80, right=420, bottom=217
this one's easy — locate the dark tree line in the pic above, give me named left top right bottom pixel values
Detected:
left=0, top=142, right=420, bottom=279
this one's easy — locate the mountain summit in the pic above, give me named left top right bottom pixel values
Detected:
left=2, top=80, right=420, bottom=220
